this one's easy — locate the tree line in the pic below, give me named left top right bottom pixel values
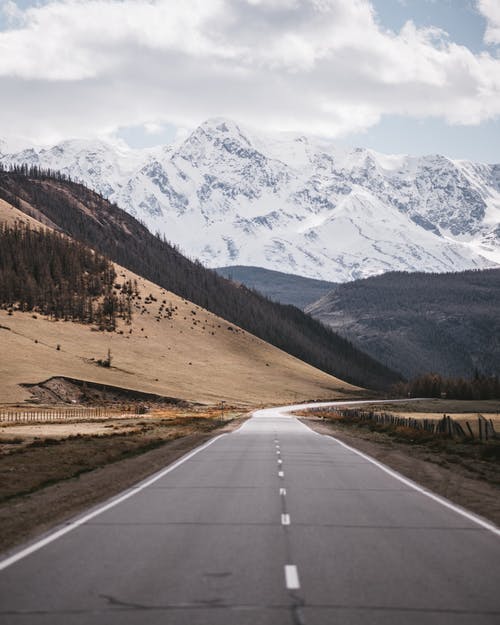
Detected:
left=0, top=222, right=135, bottom=330
left=393, top=372, right=500, bottom=400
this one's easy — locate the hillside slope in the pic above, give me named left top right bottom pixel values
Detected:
left=215, top=265, right=336, bottom=309
left=306, top=269, right=500, bottom=379
left=0, top=200, right=360, bottom=405
left=0, top=171, right=402, bottom=390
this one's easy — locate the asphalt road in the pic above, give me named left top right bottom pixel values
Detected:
left=1, top=401, right=499, bottom=624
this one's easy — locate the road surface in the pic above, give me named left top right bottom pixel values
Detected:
left=1, top=401, right=499, bottom=624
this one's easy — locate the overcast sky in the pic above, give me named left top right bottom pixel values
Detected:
left=1, top=0, right=499, bottom=161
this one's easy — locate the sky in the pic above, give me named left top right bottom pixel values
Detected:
left=0, top=0, right=499, bottom=162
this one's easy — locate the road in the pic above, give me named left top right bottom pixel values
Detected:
left=1, top=401, right=499, bottom=624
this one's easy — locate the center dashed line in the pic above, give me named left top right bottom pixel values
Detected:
left=281, top=513, right=291, bottom=526
left=280, top=488, right=287, bottom=496
left=278, top=470, right=284, bottom=478
left=284, top=565, right=300, bottom=589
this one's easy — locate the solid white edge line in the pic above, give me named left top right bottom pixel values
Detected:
left=0, top=433, right=227, bottom=572
left=323, top=433, right=500, bottom=537
left=268, top=399, right=500, bottom=538
left=284, top=564, right=300, bottom=589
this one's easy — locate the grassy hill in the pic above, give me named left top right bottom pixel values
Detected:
left=0, top=202, right=363, bottom=406
left=215, top=265, right=337, bottom=309
left=0, top=169, right=401, bottom=390
left=307, top=269, right=500, bottom=379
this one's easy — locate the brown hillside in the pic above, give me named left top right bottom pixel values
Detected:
left=0, top=200, right=360, bottom=406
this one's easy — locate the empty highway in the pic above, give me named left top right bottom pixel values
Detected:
left=1, top=402, right=499, bottom=624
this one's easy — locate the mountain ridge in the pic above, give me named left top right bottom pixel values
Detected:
left=306, top=268, right=500, bottom=379
left=1, top=118, right=499, bottom=282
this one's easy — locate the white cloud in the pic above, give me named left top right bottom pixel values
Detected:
left=0, top=0, right=499, bottom=144
left=143, top=122, right=164, bottom=135
left=478, top=0, right=500, bottom=45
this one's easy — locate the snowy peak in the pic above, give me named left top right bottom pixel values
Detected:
left=1, top=118, right=499, bottom=282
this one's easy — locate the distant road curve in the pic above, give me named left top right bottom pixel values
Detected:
left=1, top=399, right=499, bottom=625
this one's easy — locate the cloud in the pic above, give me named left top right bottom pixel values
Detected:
left=478, top=0, right=500, bottom=45
left=0, top=0, right=499, bottom=145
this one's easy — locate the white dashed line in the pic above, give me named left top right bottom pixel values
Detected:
left=277, top=458, right=283, bottom=464
left=280, top=488, right=287, bottom=496
left=278, top=471, right=284, bottom=478
left=281, top=513, right=291, bottom=526
left=284, top=565, right=300, bottom=589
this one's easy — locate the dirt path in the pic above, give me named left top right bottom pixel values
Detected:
left=302, top=417, right=500, bottom=527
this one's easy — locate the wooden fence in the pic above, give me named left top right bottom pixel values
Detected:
left=0, top=406, right=122, bottom=423
left=316, top=408, right=498, bottom=442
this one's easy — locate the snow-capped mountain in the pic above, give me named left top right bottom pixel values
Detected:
left=2, top=118, right=499, bottom=282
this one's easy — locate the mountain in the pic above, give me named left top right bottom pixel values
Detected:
left=215, top=266, right=336, bottom=309
left=306, top=269, right=500, bottom=379
left=0, top=169, right=402, bottom=390
left=1, top=118, right=499, bottom=282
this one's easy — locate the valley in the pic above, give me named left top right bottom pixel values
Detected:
left=1, top=4, right=499, bottom=622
